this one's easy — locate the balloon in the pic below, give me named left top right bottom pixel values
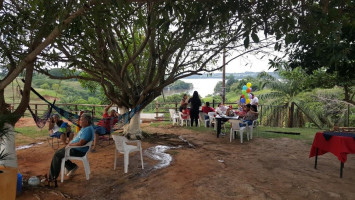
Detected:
left=242, top=90, right=246, bottom=95
left=242, top=85, right=247, bottom=90
left=249, top=94, right=252, bottom=99
left=247, top=82, right=252, bottom=88
left=241, top=94, right=245, bottom=98
left=246, top=99, right=250, bottom=104
left=246, top=88, right=251, bottom=93
left=249, top=87, right=252, bottom=92
left=241, top=98, right=245, bottom=103
left=245, top=94, right=249, bottom=99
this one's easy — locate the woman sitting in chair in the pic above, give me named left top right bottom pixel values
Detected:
left=48, top=114, right=74, bottom=144
left=240, top=104, right=258, bottom=126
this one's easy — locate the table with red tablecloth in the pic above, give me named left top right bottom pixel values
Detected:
left=309, top=131, right=355, bottom=178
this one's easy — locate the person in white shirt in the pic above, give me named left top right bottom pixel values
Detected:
left=250, top=93, right=259, bottom=106
left=216, top=103, right=228, bottom=115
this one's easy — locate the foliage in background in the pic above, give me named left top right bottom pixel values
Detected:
left=166, top=80, right=192, bottom=90
left=278, top=1, right=355, bottom=105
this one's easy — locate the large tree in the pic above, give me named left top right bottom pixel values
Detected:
left=38, top=1, right=294, bottom=138
left=0, top=0, right=98, bottom=168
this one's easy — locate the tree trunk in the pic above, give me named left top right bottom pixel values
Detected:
left=0, top=123, right=17, bottom=168
left=123, top=112, right=142, bottom=140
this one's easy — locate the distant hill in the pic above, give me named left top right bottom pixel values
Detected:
left=183, top=71, right=279, bottom=80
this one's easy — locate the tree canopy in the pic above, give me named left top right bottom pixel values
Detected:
left=37, top=1, right=291, bottom=111
left=279, top=0, right=355, bottom=105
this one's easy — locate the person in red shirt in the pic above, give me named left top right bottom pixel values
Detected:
left=201, top=102, right=215, bottom=127
left=91, top=102, right=118, bottom=152
left=202, top=102, right=215, bottom=114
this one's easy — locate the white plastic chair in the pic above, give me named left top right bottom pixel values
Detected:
left=60, top=141, right=93, bottom=183
left=178, top=111, right=190, bottom=127
left=208, top=112, right=216, bottom=130
left=112, top=135, right=144, bottom=173
left=248, top=120, right=259, bottom=139
left=199, top=112, right=209, bottom=127
left=229, top=120, right=249, bottom=143
left=169, top=109, right=179, bottom=126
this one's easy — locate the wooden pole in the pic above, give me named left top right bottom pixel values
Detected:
left=222, top=48, right=226, bottom=104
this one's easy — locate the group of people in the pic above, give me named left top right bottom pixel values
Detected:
left=46, top=102, right=119, bottom=185
left=179, top=92, right=259, bottom=128
left=46, top=93, right=259, bottom=185
left=179, top=91, right=202, bottom=127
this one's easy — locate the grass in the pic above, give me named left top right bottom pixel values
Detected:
left=251, top=126, right=322, bottom=145
left=149, top=121, right=322, bottom=145
left=15, top=126, right=49, bottom=139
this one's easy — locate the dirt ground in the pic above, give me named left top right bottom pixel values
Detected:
left=13, top=118, right=355, bottom=200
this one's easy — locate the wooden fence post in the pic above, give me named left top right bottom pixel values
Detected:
left=288, top=102, right=295, bottom=128
left=175, top=101, right=178, bottom=111
left=155, top=100, right=159, bottom=119
left=260, top=105, right=262, bottom=126
left=347, top=104, right=350, bottom=127
left=35, top=104, right=38, bottom=116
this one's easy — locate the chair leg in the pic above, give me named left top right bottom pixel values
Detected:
left=140, top=147, right=144, bottom=169
left=250, top=128, right=253, bottom=139
left=83, top=159, right=90, bottom=180
left=230, top=129, right=232, bottom=142
left=61, top=160, right=65, bottom=183
left=114, top=150, right=117, bottom=170
left=240, top=131, right=243, bottom=143
left=124, top=153, right=129, bottom=173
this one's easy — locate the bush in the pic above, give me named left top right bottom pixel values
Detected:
left=40, top=83, right=50, bottom=89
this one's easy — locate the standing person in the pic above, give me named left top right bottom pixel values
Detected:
left=202, top=102, right=215, bottom=127
left=179, top=94, right=189, bottom=112
left=47, top=113, right=94, bottom=185
left=48, top=114, right=74, bottom=144
left=188, top=91, right=201, bottom=127
left=91, top=102, right=118, bottom=152
left=250, top=93, right=259, bottom=106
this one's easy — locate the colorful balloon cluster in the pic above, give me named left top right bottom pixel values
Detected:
left=240, top=82, right=252, bottom=104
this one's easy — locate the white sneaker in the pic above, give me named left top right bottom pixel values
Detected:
left=66, top=166, right=78, bottom=176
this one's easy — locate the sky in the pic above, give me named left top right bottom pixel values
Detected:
left=226, top=55, right=275, bottom=73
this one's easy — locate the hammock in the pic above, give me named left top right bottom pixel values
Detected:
left=19, top=89, right=55, bottom=128
left=26, top=82, right=142, bottom=129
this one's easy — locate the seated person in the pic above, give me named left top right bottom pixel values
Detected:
left=202, top=102, right=215, bottom=127
left=236, top=105, right=247, bottom=117
left=47, top=113, right=94, bottom=186
left=181, top=108, right=190, bottom=120
left=240, top=104, right=258, bottom=126
left=202, top=102, right=215, bottom=114
left=75, top=111, right=85, bottom=134
left=215, top=103, right=228, bottom=115
left=179, top=94, right=189, bottom=112
left=92, top=102, right=118, bottom=152
left=48, top=114, right=74, bottom=144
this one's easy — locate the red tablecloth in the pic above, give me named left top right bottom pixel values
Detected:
left=309, top=132, right=355, bottom=163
